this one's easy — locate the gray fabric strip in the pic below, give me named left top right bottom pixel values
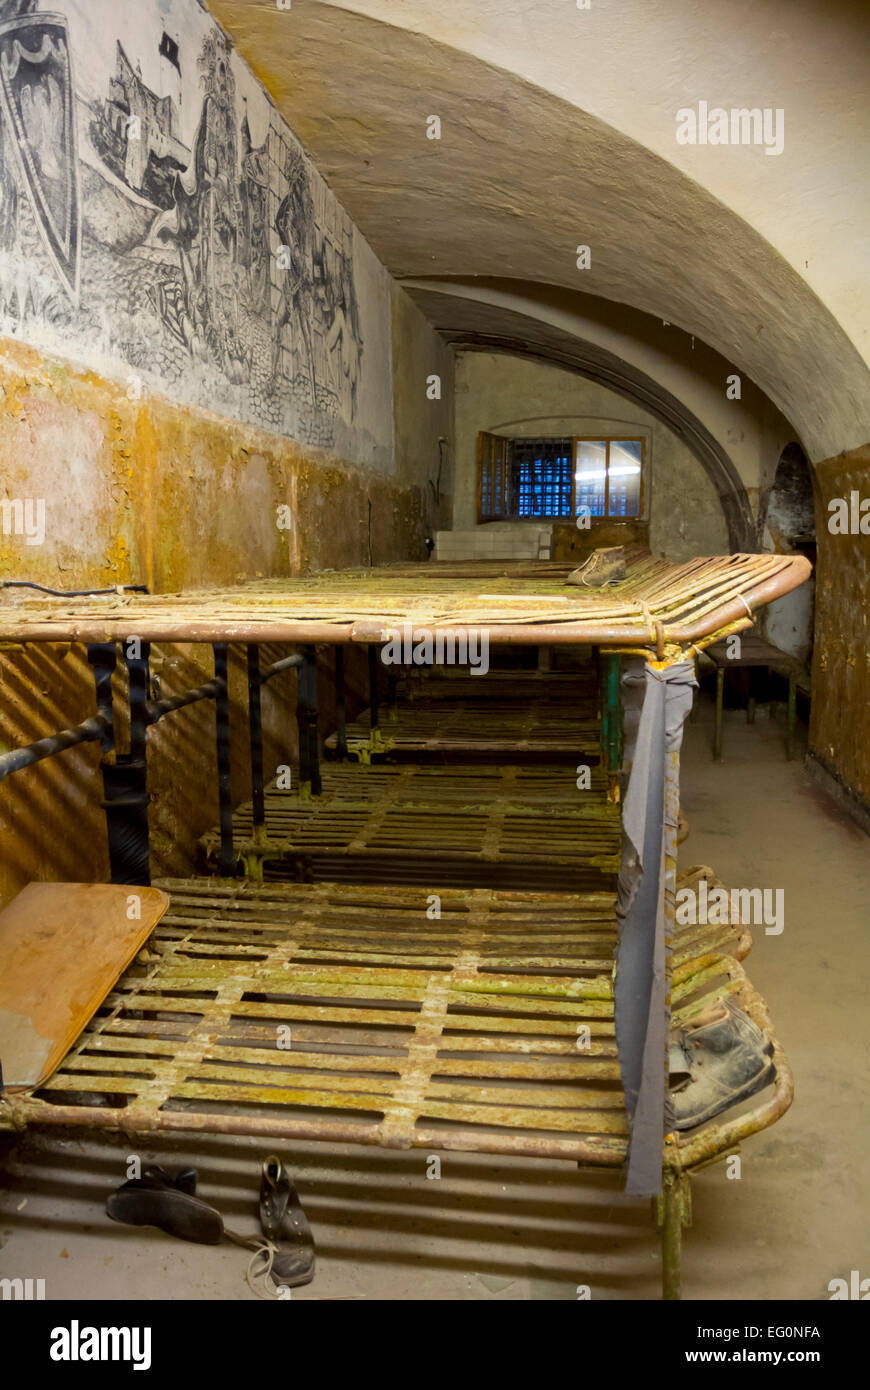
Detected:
left=615, top=660, right=696, bottom=1197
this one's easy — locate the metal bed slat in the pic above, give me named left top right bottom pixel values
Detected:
left=7, top=878, right=787, bottom=1178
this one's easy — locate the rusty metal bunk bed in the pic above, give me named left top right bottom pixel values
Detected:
left=0, top=549, right=810, bottom=1298
left=325, top=699, right=602, bottom=762
left=201, top=759, right=622, bottom=889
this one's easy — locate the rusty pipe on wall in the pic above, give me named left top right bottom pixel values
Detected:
left=0, top=715, right=110, bottom=783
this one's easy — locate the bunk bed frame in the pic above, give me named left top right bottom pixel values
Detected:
left=0, top=550, right=810, bottom=1298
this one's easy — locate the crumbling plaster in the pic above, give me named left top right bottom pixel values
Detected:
left=0, top=323, right=440, bottom=906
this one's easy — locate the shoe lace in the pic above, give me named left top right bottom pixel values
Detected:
left=225, top=1228, right=289, bottom=1300
left=245, top=1240, right=288, bottom=1300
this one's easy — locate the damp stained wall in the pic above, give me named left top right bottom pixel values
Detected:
left=808, top=442, right=870, bottom=819
left=0, top=0, right=454, bottom=905
left=452, top=351, right=729, bottom=560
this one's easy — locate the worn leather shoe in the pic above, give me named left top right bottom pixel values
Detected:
left=258, top=1155, right=315, bottom=1288
left=106, top=1165, right=224, bottom=1244
left=669, top=999, right=774, bottom=1130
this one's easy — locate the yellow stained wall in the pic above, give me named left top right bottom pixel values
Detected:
left=0, top=324, right=447, bottom=906
left=808, top=442, right=870, bottom=818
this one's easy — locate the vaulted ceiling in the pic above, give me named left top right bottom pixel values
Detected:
left=211, top=0, right=870, bottom=463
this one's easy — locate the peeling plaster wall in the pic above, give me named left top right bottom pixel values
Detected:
left=808, top=442, right=870, bottom=819
left=453, top=352, right=729, bottom=561
left=0, top=335, right=431, bottom=906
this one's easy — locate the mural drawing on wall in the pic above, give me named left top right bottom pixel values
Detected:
left=0, top=1, right=365, bottom=449
left=0, top=0, right=80, bottom=306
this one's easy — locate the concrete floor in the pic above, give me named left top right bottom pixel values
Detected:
left=1, top=696, right=868, bottom=1301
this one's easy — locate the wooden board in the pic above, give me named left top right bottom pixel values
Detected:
left=0, top=882, right=169, bottom=1090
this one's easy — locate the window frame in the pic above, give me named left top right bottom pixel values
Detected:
left=476, top=433, right=646, bottom=523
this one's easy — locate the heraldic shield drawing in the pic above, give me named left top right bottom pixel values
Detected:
left=0, top=1, right=81, bottom=303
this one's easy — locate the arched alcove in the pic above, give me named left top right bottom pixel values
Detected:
left=760, top=443, right=817, bottom=668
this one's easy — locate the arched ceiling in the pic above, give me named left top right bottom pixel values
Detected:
left=404, top=278, right=757, bottom=549
left=211, top=0, right=870, bottom=462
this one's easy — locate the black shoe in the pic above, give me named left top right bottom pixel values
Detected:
left=258, top=1155, right=315, bottom=1288
left=106, top=1165, right=224, bottom=1244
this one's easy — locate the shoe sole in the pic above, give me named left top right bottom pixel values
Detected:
left=106, top=1188, right=224, bottom=1244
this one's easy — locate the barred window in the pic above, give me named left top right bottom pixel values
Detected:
left=477, top=434, right=644, bottom=522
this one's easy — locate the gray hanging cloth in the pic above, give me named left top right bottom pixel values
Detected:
left=615, top=660, right=696, bottom=1197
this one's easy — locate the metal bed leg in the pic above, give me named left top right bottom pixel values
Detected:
left=334, top=646, right=348, bottom=759
left=95, top=639, right=152, bottom=886
left=787, top=672, right=796, bottom=760
left=213, top=643, right=236, bottom=877
left=298, top=645, right=322, bottom=797
left=247, top=645, right=265, bottom=832
left=656, top=1169, right=691, bottom=1301
left=714, top=667, right=725, bottom=761
left=601, top=652, right=622, bottom=802
left=368, top=644, right=380, bottom=731
left=244, top=645, right=266, bottom=881
left=386, top=671, right=398, bottom=723
left=87, top=643, right=116, bottom=757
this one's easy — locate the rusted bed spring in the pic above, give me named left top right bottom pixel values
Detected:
left=397, top=669, right=599, bottom=702
left=325, top=701, right=602, bottom=758
left=0, top=552, right=811, bottom=648
left=3, top=878, right=773, bottom=1172
left=227, top=760, right=613, bottom=806
left=200, top=761, right=622, bottom=885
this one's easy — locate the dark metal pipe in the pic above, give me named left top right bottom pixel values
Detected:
left=260, top=653, right=303, bottom=684
left=109, top=639, right=153, bottom=886
left=213, top=643, right=236, bottom=876
left=0, top=715, right=110, bottom=782
left=146, top=677, right=225, bottom=724
left=126, top=641, right=151, bottom=763
left=297, top=645, right=321, bottom=796
left=87, top=643, right=116, bottom=757
left=334, top=646, right=347, bottom=759
left=367, top=644, right=380, bottom=730
left=247, top=645, right=265, bottom=832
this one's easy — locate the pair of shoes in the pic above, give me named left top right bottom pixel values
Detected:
left=105, top=1156, right=315, bottom=1293
left=669, top=999, right=775, bottom=1130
